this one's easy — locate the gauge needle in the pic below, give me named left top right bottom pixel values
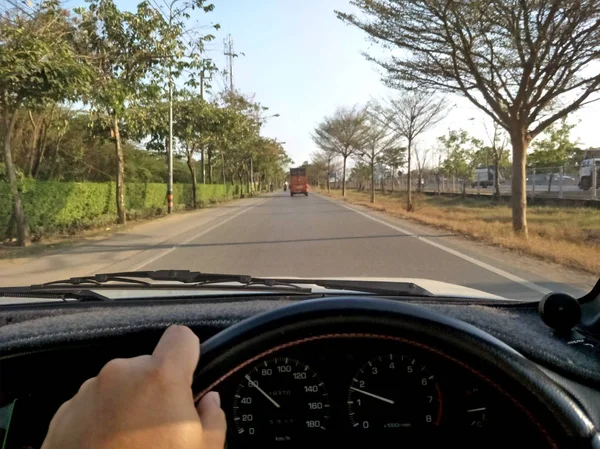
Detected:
left=245, top=375, right=281, bottom=408
left=350, top=386, right=395, bottom=405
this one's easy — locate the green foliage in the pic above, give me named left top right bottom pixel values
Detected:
left=529, top=118, right=582, bottom=167
left=0, top=181, right=245, bottom=241
left=438, top=130, right=475, bottom=180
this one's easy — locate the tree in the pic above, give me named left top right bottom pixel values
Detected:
left=475, top=122, right=510, bottom=199
left=172, top=95, right=220, bottom=207
left=312, top=106, right=368, bottom=197
left=372, top=92, right=446, bottom=211
left=356, top=113, right=399, bottom=203
left=529, top=118, right=581, bottom=191
left=413, top=144, right=430, bottom=193
left=0, top=0, right=93, bottom=245
left=378, top=145, right=405, bottom=193
left=438, top=130, right=475, bottom=197
left=338, top=0, right=600, bottom=234
left=76, top=0, right=187, bottom=224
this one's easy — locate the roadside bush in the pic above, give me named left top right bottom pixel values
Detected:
left=0, top=181, right=244, bottom=241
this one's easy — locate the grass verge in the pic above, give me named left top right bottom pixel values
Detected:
left=317, top=188, right=600, bottom=276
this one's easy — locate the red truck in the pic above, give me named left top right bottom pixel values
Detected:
left=289, top=167, right=308, bottom=196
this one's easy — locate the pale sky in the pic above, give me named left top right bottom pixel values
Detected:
left=122, top=0, right=600, bottom=165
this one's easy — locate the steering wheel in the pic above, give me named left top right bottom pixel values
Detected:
left=192, top=297, right=598, bottom=448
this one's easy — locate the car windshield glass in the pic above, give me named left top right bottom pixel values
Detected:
left=0, top=0, right=598, bottom=304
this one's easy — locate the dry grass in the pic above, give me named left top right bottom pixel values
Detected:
left=317, top=188, right=600, bottom=275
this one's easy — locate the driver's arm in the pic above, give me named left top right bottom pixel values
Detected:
left=41, top=325, right=227, bottom=449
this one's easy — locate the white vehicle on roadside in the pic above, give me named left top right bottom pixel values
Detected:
left=578, top=149, right=600, bottom=191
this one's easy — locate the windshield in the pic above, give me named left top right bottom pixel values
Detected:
left=0, top=0, right=598, bottom=303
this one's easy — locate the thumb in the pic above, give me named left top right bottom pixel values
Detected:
left=197, top=392, right=227, bottom=449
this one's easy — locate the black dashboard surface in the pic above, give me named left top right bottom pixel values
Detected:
left=0, top=296, right=598, bottom=448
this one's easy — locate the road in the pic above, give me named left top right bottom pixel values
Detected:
left=0, top=191, right=595, bottom=300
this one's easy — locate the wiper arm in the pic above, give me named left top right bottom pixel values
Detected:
left=30, top=270, right=310, bottom=292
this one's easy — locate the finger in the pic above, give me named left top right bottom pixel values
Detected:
left=197, top=392, right=227, bottom=449
left=152, top=325, right=200, bottom=383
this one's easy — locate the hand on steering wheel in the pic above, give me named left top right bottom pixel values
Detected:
left=41, top=326, right=227, bottom=449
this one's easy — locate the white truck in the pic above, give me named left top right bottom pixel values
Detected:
left=578, top=149, right=600, bottom=191
left=471, top=167, right=499, bottom=188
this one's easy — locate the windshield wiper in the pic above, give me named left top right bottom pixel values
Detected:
left=0, top=271, right=431, bottom=303
left=30, top=271, right=430, bottom=296
left=0, top=270, right=311, bottom=295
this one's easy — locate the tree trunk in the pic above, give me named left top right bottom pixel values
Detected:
left=342, top=155, right=348, bottom=197
left=112, top=116, right=126, bottom=225
left=31, top=119, right=49, bottom=179
left=327, top=159, right=331, bottom=193
left=370, top=160, right=375, bottom=203
left=221, top=153, right=226, bottom=184
left=27, top=111, right=41, bottom=177
left=406, top=139, right=413, bottom=211
left=3, top=110, right=30, bottom=246
left=547, top=173, right=554, bottom=193
left=207, top=148, right=213, bottom=184
left=509, top=128, right=529, bottom=235
left=493, top=158, right=501, bottom=200
left=201, top=147, right=206, bottom=184
left=187, top=157, right=197, bottom=208
left=391, top=167, right=395, bottom=193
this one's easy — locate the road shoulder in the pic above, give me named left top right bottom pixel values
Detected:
left=316, top=192, right=596, bottom=297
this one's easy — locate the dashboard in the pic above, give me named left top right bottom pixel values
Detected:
left=213, top=336, right=548, bottom=449
left=0, top=296, right=597, bottom=449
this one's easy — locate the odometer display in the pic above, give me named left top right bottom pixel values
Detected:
left=232, top=357, right=330, bottom=443
left=347, top=353, right=442, bottom=430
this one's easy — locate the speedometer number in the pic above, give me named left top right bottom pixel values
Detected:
left=232, top=357, right=329, bottom=442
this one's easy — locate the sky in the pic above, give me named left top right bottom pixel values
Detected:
left=123, top=0, right=600, bottom=166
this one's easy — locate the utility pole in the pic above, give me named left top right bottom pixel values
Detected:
left=167, top=3, right=175, bottom=214
left=223, top=34, right=234, bottom=92
left=200, top=65, right=205, bottom=184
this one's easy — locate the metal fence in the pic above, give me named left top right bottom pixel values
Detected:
left=420, top=163, right=598, bottom=200
left=347, top=161, right=599, bottom=201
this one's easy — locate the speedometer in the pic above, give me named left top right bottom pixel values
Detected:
left=347, top=353, right=442, bottom=430
left=232, top=357, right=330, bottom=443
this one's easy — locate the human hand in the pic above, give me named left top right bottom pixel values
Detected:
left=41, top=325, right=226, bottom=449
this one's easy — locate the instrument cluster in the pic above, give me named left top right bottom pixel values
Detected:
left=215, top=337, right=544, bottom=448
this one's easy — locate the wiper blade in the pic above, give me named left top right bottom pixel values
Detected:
left=28, top=270, right=311, bottom=293
left=275, top=278, right=432, bottom=297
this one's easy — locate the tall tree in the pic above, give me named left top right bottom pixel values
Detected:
left=76, top=0, right=178, bottom=224
left=0, top=0, right=93, bottom=245
left=356, top=113, right=399, bottom=203
left=338, top=0, right=600, bottom=234
left=378, top=145, right=405, bottom=193
left=312, top=105, right=368, bottom=197
left=438, top=130, right=475, bottom=197
left=372, top=92, right=446, bottom=211
left=477, top=122, right=510, bottom=199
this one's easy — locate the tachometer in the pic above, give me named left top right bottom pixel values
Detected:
left=232, top=357, right=330, bottom=443
left=347, top=353, right=442, bottom=430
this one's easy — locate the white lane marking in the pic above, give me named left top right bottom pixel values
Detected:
left=133, top=198, right=267, bottom=270
left=350, top=386, right=395, bottom=405
left=317, top=194, right=550, bottom=295
left=245, top=375, right=281, bottom=408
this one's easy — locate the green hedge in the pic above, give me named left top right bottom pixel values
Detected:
left=0, top=181, right=247, bottom=241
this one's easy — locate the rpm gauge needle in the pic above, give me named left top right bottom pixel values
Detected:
left=350, top=386, right=395, bottom=405
left=245, top=375, right=281, bottom=408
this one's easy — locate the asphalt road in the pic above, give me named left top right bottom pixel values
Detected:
left=1, top=191, right=595, bottom=300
